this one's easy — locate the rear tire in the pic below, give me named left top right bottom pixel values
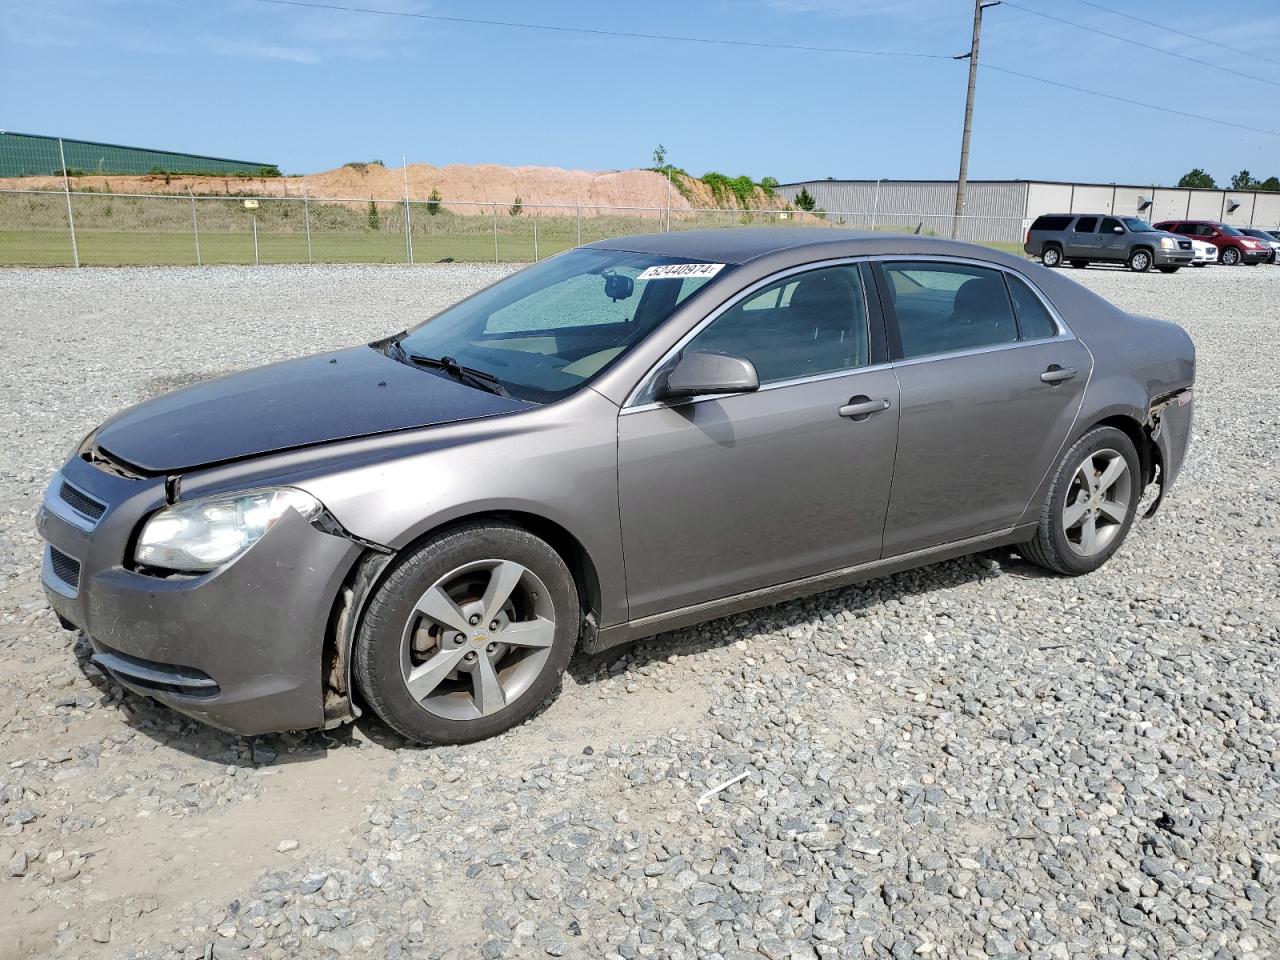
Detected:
left=1022, top=426, right=1141, bottom=576
left=354, top=522, right=580, bottom=745
left=1127, top=248, right=1153, bottom=272
left=1041, top=245, right=1063, bottom=268
left=1221, top=246, right=1241, bottom=266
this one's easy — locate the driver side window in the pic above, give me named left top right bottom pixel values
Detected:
left=683, top=265, right=869, bottom=385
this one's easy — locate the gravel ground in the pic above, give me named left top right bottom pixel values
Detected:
left=0, top=262, right=1277, bottom=960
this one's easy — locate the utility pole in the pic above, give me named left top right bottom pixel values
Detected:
left=951, top=0, right=999, bottom=239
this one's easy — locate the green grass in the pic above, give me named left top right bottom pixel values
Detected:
left=0, top=215, right=1027, bottom=267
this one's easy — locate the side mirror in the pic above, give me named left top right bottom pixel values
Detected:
left=1112, top=226, right=1124, bottom=234
left=660, top=351, right=759, bottom=399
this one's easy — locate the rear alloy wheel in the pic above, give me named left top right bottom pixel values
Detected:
left=1070, top=259, right=1089, bottom=269
left=1022, top=426, right=1141, bottom=576
left=1041, top=245, right=1063, bottom=268
left=355, top=522, right=579, bottom=745
left=1221, top=246, right=1241, bottom=266
left=1127, top=248, right=1152, bottom=272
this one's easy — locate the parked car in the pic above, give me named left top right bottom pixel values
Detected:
left=1024, top=213, right=1193, bottom=272
left=37, top=230, right=1195, bottom=745
left=1190, top=237, right=1218, bottom=267
left=1238, top=228, right=1280, bottom=264
left=1153, top=220, right=1271, bottom=266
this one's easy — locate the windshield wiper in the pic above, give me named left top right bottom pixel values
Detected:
left=407, top=353, right=510, bottom=397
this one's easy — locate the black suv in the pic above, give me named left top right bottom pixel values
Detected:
left=1024, top=214, right=1193, bottom=273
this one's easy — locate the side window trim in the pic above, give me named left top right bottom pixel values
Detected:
left=867, top=256, right=1071, bottom=365
left=623, top=257, right=883, bottom=408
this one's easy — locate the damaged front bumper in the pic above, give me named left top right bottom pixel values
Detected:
left=37, top=455, right=366, bottom=736
left=1143, top=386, right=1194, bottom=516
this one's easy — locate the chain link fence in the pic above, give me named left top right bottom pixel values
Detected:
left=0, top=189, right=1028, bottom=268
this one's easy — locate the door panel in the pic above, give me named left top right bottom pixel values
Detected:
left=618, top=369, right=900, bottom=619
left=1067, top=217, right=1100, bottom=258
left=883, top=339, right=1091, bottom=555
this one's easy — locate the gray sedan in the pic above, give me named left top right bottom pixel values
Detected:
left=36, top=230, right=1195, bottom=745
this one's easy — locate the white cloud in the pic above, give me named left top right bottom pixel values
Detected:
left=203, top=35, right=320, bottom=64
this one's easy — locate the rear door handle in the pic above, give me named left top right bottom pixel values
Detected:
left=838, top=396, right=891, bottom=420
left=1041, top=365, right=1078, bottom=384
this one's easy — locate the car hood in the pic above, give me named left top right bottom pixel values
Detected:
left=93, top=346, right=533, bottom=473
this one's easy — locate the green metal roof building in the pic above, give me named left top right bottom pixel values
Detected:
left=0, top=131, right=279, bottom=178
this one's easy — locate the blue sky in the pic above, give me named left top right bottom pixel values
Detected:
left=2, top=0, right=1278, bottom=186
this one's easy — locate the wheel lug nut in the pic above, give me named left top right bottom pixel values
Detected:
left=464, top=651, right=476, bottom=662
left=453, top=634, right=466, bottom=645
left=486, top=642, right=496, bottom=653
left=489, top=620, right=499, bottom=631
left=468, top=614, right=481, bottom=626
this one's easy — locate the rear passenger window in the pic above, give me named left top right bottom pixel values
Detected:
left=686, top=265, right=868, bottom=384
left=1031, top=215, right=1072, bottom=231
left=1074, top=217, right=1098, bottom=233
left=1006, top=275, right=1058, bottom=341
left=881, top=262, right=1018, bottom=360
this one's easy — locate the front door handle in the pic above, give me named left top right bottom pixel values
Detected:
left=1041, top=365, right=1078, bottom=384
left=838, top=396, right=891, bottom=420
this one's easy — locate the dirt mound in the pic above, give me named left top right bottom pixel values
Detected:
left=0, top=163, right=796, bottom=217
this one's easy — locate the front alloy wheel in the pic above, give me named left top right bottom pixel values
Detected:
left=1128, top=249, right=1152, bottom=272
left=401, top=559, right=555, bottom=721
left=355, top=523, right=579, bottom=744
left=1022, top=426, right=1141, bottom=576
left=1221, top=246, right=1241, bottom=266
left=1061, top=450, right=1132, bottom=558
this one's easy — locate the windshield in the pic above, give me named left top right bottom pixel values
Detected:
left=1123, top=218, right=1156, bottom=232
left=392, top=248, right=729, bottom=402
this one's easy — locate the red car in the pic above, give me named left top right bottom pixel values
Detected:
left=1153, top=220, right=1271, bottom=266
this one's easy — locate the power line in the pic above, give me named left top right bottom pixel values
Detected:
left=1068, top=0, right=1280, bottom=69
left=254, top=0, right=951, bottom=61
left=256, top=0, right=1280, bottom=140
left=981, top=62, right=1278, bottom=138
left=1001, top=0, right=1280, bottom=89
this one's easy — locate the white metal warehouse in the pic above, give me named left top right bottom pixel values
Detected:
left=776, top=179, right=1280, bottom=245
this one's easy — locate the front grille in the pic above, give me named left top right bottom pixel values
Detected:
left=49, top=546, right=81, bottom=590
left=58, top=480, right=106, bottom=522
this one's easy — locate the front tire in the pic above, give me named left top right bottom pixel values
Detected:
left=1041, top=245, right=1063, bottom=268
left=1221, top=246, right=1241, bottom=266
left=354, top=522, right=580, bottom=745
left=1022, top=426, right=1141, bottom=576
left=1127, top=248, right=1153, bottom=272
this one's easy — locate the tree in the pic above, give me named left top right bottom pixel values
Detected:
left=1258, top=176, right=1280, bottom=193
left=759, top=176, right=779, bottom=196
left=509, top=196, right=523, bottom=217
left=794, top=186, right=817, bottom=212
left=1177, top=168, right=1216, bottom=189
left=426, top=188, right=442, bottom=216
left=652, top=143, right=667, bottom=168
left=1231, top=170, right=1258, bottom=190
left=367, top=198, right=380, bottom=230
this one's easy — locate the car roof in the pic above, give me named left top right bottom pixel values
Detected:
left=584, top=227, right=1010, bottom=266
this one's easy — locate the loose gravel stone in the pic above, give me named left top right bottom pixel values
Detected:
left=0, top=262, right=1276, bottom=960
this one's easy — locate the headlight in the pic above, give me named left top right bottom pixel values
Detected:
left=135, top=487, right=321, bottom=572
left=1159, top=237, right=1176, bottom=249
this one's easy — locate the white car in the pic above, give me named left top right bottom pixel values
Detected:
left=1190, top=238, right=1218, bottom=267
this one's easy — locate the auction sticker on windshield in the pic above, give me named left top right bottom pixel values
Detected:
left=636, top=263, right=726, bottom=280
